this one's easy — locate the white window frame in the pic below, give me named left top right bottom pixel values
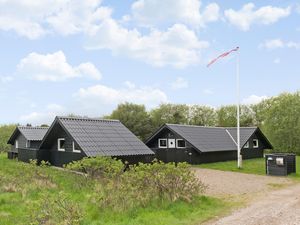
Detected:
left=57, top=138, right=65, bottom=151
left=15, top=140, right=18, bottom=149
left=158, top=139, right=167, bottom=148
left=26, top=140, right=30, bottom=148
left=176, top=139, right=186, bottom=148
left=72, top=141, right=81, bottom=153
left=253, top=139, right=259, bottom=148
left=244, top=141, right=249, bottom=148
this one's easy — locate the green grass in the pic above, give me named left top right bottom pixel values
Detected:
left=0, top=153, right=229, bottom=225
left=197, top=156, right=300, bottom=179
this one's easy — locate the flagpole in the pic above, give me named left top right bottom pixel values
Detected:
left=236, top=48, right=242, bottom=168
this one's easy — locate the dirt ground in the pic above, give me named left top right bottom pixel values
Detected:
left=209, top=183, right=300, bottom=225
left=194, top=168, right=300, bottom=225
left=193, top=168, right=294, bottom=197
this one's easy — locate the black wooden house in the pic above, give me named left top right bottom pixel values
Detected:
left=7, top=126, right=48, bottom=162
left=145, top=124, right=273, bottom=164
left=38, top=116, right=154, bottom=166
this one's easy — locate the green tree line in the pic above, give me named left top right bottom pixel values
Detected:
left=107, top=92, right=300, bottom=154
left=1, top=91, right=300, bottom=154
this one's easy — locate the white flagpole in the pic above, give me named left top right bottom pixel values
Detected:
left=236, top=49, right=242, bottom=168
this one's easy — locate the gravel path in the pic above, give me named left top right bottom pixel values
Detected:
left=193, top=168, right=293, bottom=197
left=193, top=168, right=300, bottom=225
left=210, top=183, right=300, bottom=225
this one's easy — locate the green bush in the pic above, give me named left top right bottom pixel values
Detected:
left=93, top=160, right=206, bottom=211
left=29, top=192, right=83, bottom=225
left=0, top=124, right=16, bottom=152
left=65, top=156, right=125, bottom=179
left=66, top=157, right=206, bottom=212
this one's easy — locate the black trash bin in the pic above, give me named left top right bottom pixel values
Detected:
left=265, top=153, right=296, bottom=176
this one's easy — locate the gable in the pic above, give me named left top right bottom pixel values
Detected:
left=40, top=117, right=154, bottom=157
left=7, top=126, right=48, bottom=144
left=39, top=121, right=79, bottom=153
left=146, top=124, right=272, bottom=153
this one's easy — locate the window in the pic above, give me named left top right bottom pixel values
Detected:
left=26, top=140, right=30, bottom=148
left=176, top=139, right=186, bottom=148
left=158, top=139, right=167, bottom=148
left=58, top=138, right=65, bottom=151
left=253, top=139, right=259, bottom=148
left=15, top=140, right=18, bottom=149
left=244, top=141, right=249, bottom=148
left=72, top=141, right=81, bottom=153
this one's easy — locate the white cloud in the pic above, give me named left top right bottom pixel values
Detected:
left=124, top=81, right=136, bottom=89
left=0, top=76, right=13, bottom=83
left=259, top=39, right=284, bottom=49
left=17, top=51, right=102, bottom=81
left=203, top=89, right=214, bottom=95
left=171, top=77, right=188, bottom=90
left=286, top=41, right=300, bottom=49
left=0, top=0, right=112, bottom=39
left=260, top=39, right=300, bottom=50
left=131, top=0, right=220, bottom=27
left=86, top=21, right=209, bottom=68
left=0, top=1, right=210, bottom=68
left=225, top=3, right=291, bottom=31
left=19, top=103, right=65, bottom=125
left=273, top=58, right=281, bottom=64
left=75, top=83, right=168, bottom=109
left=242, top=95, right=268, bottom=105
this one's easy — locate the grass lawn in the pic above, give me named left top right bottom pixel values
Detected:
left=197, top=156, right=300, bottom=179
left=0, top=153, right=229, bottom=225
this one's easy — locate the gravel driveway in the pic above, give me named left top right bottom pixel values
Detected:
left=193, top=168, right=300, bottom=225
left=193, top=168, right=293, bottom=197
left=210, top=183, right=300, bottom=225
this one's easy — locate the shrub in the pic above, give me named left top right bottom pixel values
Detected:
left=29, top=192, right=83, bottom=225
left=94, top=160, right=206, bottom=211
left=65, top=156, right=125, bottom=179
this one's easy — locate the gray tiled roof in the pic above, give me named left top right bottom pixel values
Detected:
left=164, top=124, right=258, bottom=152
left=57, top=116, right=154, bottom=157
left=10, top=126, right=48, bottom=143
left=226, top=127, right=257, bottom=146
left=18, top=126, right=49, bottom=141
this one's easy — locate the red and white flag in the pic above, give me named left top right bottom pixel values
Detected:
left=207, top=47, right=239, bottom=67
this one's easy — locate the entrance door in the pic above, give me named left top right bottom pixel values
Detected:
left=168, top=139, right=175, bottom=148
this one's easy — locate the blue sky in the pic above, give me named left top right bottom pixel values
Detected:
left=0, top=0, right=299, bottom=125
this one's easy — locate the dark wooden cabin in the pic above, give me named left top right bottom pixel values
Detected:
left=38, top=116, right=154, bottom=167
left=145, top=124, right=273, bottom=164
left=7, top=126, right=48, bottom=162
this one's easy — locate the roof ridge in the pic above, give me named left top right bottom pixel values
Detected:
left=18, top=126, right=48, bottom=129
left=166, top=123, right=224, bottom=129
left=166, top=123, right=257, bottom=129
left=57, top=116, right=120, bottom=123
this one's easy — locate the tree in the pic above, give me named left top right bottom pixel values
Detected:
left=0, top=124, right=17, bottom=152
left=260, top=92, right=300, bottom=153
left=251, top=98, right=275, bottom=126
left=216, top=105, right=255, bottom=127
left=108, top=103, right=153, bottom=141
left=189, top=105, right=216, bottom=126
left=149, top=104, right=190, bottom=128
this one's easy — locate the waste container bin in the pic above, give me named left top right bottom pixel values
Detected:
left=265, top=153, right=296, bottom=176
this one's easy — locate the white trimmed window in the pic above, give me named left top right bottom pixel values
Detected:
left=15, top=140, right=18, bottom=149
left=176, top=139, right=186, bottom=148
left=158, top=139, right=167, bottom=148
left=72, top=141, right=81, bottom=153
left=57, top=138, right=65, bottom=151
left=26, top=140, right=31, bottom=148
left=244, top=141, right=249, bottom=148
left=253, top=139, right=259, bottom=148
